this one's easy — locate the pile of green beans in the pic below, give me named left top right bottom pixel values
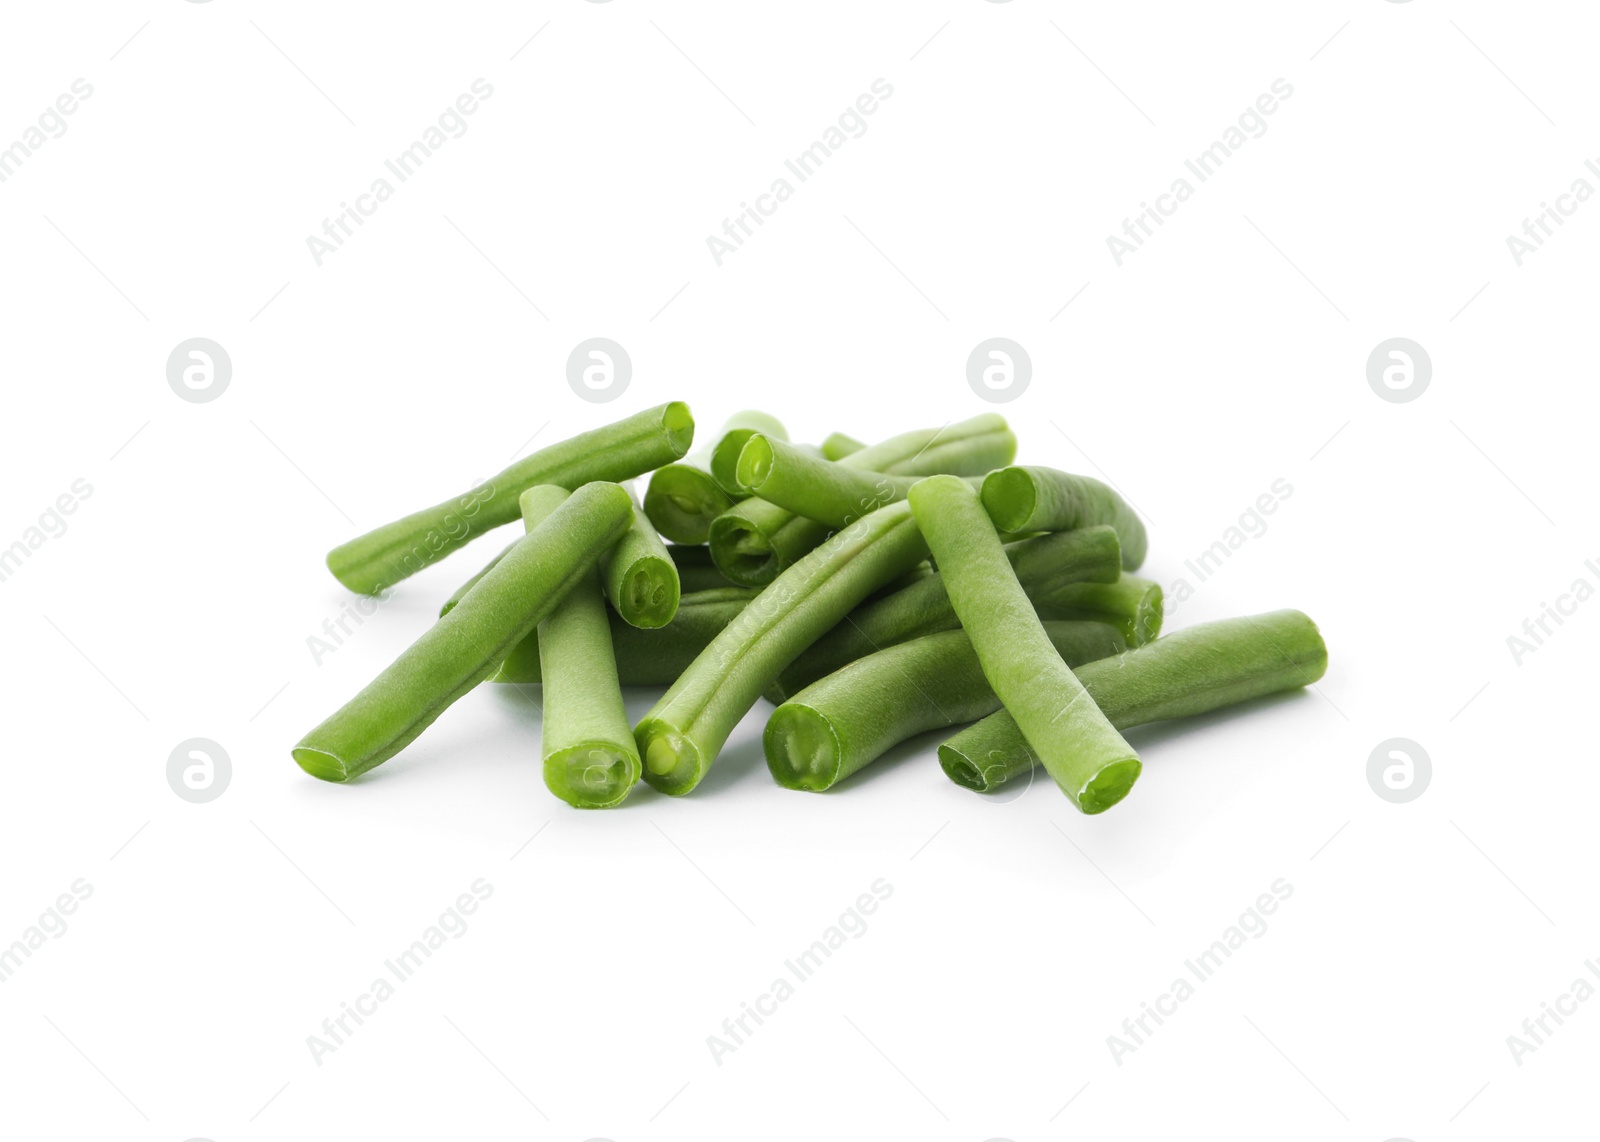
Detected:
left=296, top=402, right=1328, bottom=819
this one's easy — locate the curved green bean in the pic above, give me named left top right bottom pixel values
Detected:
left=644, top=411, right=787, bottom=544
left=493, top=587, right=757, bottom=685
left=766, top=525, right=1123, bottom=703
left=939, top=610, right=1328, bottom=792
left=980, top=465, right=1148, bottom=570
left=635, top=500, right=929, bottom=795
left=766, top=621, right=1126, bottom=792
left=908, top=475, right=1142, bottom=814
left=326, top=402, right=692, bottom=595
left=601, top=488, right=679, bottom=628
left=517, top=486, right=641, bottom=809
left=293, top=481, right=635, bottom=782
left=1040, top=575, right=1164, bottom=647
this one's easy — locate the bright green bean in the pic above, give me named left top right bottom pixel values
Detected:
left=821, top=432, right=866, bottom=460
left=601, top=488, right=679, bottom=628
left=766, top=525, right=1123, bottom=703
left=939, top=610, right=1329, bottom=792
left=635, top=500, right=929, bottom=795
left=766, top=621, right=1126, bottom=792
left=736, top=434, right=967, bottom=527
left=708, top=411, right=790, bottom=496
left=1040, top=575, right=1164, bottom=647
left=493, top=587, right=757, bottom=685
left=439, top=540, right=514, bottom=618
left=908, top=475, right=1142, bottom=814
left=708, top=414, right=1017, bottom=587
left=517, top=487, right=641, bottom=809
left=644, top=412, right=786, bottom=544
left=293, top=482, right=635, bottom=782
left=980, top=465, right=1148, bottom=570
left=326, top=403, right=692, bottom=595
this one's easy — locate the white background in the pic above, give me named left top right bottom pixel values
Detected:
left=1, top=2, right=1594, bottom=1139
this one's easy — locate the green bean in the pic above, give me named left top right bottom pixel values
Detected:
left=439, top=540, right=514, bottom=618
left=326, top=403, right=692, bottom=595
left=907, top=475, right=1142, bottom=814
left=767, top=621, right=1126, bottom=792
left=708, top=414, right=1017, bottom=587
left=635, top=500, right=929, bottom=795
left=821, top=432, right=866, bottom=460
left=667, top=545, right=738, bottom=593
left=735, top=434, right=952, bottom=527
left=644, top=412, right=786, bottom=544
left=601, top=487, right=679, bottom=628
left=515, top=487, right=641, bottom=809
left=939, top=610, right=1329, bottom=793
left=293, top=482, right=635, bottom=782
left=766, top=525, right=1124, bottom=703
left=980, top=465, right=1148, bottom=570
left=492, top=587, right=757, bottom=685
left=708, top=411, right=790, bottom=496
left=1039, top=575, right=1164, bottom=647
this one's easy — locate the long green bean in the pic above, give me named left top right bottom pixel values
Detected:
left=1040, top=575, right=1164, bottom=647
left=644, top=411, right=786, bottom=544
left=767, top=621, right=1126, bottom=792
left=980, top=465, right=1148, bottom=570
left=635, top=500, right=929, bottom=795
left=439, top=540, right=514, bottom=617
left=493, top=587, right=757, bottom=685
left=766, top=525, right=1123, bottom=703
left=709, top=414, right=1017, bottom=587
left=517, top=487, right=641, bottom=809
left=907, top=475, right=1142, bottom=814
left=939, top=610, right=1329, bottom=792
left=326, top=403, right=692, bottom=595
left=293, top=481, right=635, bottom=781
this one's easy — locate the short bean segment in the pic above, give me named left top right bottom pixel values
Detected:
left=327, top=402, right=692, bottom=595
left=766, top=621, right=1127, bottom=792
left=907, top=475, right=1143, bottom=815
left=493, top=587, right=757, bottom=686
left=1039, top=575, right=1164, bottom=647
left=601, top=487, right=680, bottom=629
left=708, top=413, right=1018, bottom=587
left=766, top=525, right=1124, bottom=703
left=644, top=411, right=787, bottom=545
left=980, top=465, right=1148, bottom=571
left=293, top=481, right=636, bottom=782
left=635, top=500, right=930, bottom=796
left=519, top=487, right=641, bottom=809
left=938, top=610, right=1329, bottom=793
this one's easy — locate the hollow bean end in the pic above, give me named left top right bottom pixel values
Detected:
left=543, top=743, right=642, bottom=810
left=764, top=704, right=842, bottom=792
left=636, top=719, right=705, bottom=796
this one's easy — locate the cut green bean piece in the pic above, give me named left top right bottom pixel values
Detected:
left=980, top=465, right=1148, bottom=571
left=601, top=488, right=679, bottom=628
left=736, top=434, right=967, bottom=527
left=667, top=545, right=738, bottom=593
left=293, top=482, right=635, bottom=782
left=644, top=412, right=787, bottom=544
left=1039, top=575, right=1163, bottom=647
left=636, top=500, right=929, bottom=795
left=908, top=475, right=1141, bottom=814
left=518, top=487, right=641, bottom=809
left=709, top=414, right=1017, bottom=587
left=439, top=540, right=515, bottom=618
left=326, top=402, right=692, bottom=595
left=821, top=432, right=866, bottom=460
left=767, top=525, right=1123, bottom=703
left=767, top=621, right=1126, bottom=792
left=939, top=610, right=1329, bottom=793
left=708, top=411, right=791, bottom=496
left=493, top=587, right=757, bottom=685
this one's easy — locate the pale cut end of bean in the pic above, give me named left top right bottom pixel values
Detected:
left=1075, top=758, right=1142, bottom=814
left=764, top=704, right=842, bottom=792
left=637, top=721, right=703, bottom=795
left=980, top=466, right=1037, bottom=532
left=544, top=744, right=641, bottom=810
left=292, top=746, right=348, bottom=783
left=734, top=434, right=776, bottom=494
